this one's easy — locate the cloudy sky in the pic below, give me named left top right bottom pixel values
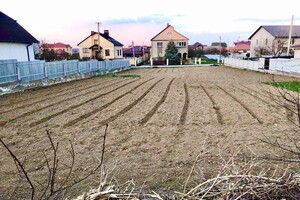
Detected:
left=1, top=0, right=300, bottom=48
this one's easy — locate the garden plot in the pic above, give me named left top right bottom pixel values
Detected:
left=0, top=66, right=299, bottom=198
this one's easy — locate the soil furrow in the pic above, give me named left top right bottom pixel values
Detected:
left=217, top=85, right=263, bottom=124
left=0, top=78, right=120, bottom=115
left=64, top=78, right=155, bottom=127
left=0, top=79, right=128, bottom=126
left=179, top=83, right=190, bottom=125
left=91, top=78, right=165, bottom=129
left=0, top=78, right=116, bottom=108
left=200, top=85, right=224, bottom=124
left=234, top=85, right=277, bottom=107
left=29, top=79, right=140, bottom=127
left=140, top=78, right=175, bottom=125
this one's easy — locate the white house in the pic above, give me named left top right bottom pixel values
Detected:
left=248, top=25, right=300, bottom=58
left=150, top=24, right=189, bottom=61
left=0, top=11, right=39, bottom=61
left=77, top=30, right=123, bottom=60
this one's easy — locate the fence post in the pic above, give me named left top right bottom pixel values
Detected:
left=77, top=61, right=80, bottom=74
left=89, top=62, right=92, bottom=72
left=16, top=63, right=21, bottom=81
left=63, top=63, right=66, bottom=76
left=44, top=62, right=48, bottom=78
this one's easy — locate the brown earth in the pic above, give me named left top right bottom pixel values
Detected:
left=0, top=66, right=299, bottom=199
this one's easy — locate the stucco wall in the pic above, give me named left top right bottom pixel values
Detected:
left=78, top=34, right=119, bottom=59
left=151, top=25, right=188, bottom=59
left=294, top=50, right=300, bottom=58
left=250, top=28, right=275, bottom=57
left=0, top=43, right=36, bottom=61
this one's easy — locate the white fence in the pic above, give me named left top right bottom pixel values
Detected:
left=269, top=59, right=300, bottom=74
left=224, top=58, right=264, bottom=71
left=224, top=57, right=300, bottom=74
left=0, top=59, right=131, bottom=84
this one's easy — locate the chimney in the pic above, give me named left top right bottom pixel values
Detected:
left=91, top=31, right=96, bottom=35
left=167, top=23, right=169, bottom=27
left=104, top=30, right=109, bottom=38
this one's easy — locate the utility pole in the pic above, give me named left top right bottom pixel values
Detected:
left=219, top=36, right=222, bottom=63
left=96, top=22, right=101, bottom=59
left=287, top=15, right=294, bottom=56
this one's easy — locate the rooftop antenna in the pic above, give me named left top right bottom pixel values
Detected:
left=287, top=15, right=294, bottom=56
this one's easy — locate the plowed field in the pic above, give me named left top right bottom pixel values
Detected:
left=0, top=66, right=298, bottom=198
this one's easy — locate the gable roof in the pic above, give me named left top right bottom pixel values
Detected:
left=249, top=25, right=300, bottom=39
left=0, top=11, right=39, bottom=44
left=150, top=24, right=189, bottom=41
left=42, top=42, right=72, bottom=49
left=77, top=31, right=123, bottom=47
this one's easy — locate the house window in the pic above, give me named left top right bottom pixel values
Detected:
left=157, top=42, right=163, bottom=47
left=177, top=42, right=186, bottom=47
left=105, top=49, right=110, bottom=56
left=83, top=48, right=89, bottom=53
left=292, top=38, right=295, bottom=44
left=94, top=39, right=98, bottom=45
left=265, top=39, right=268, bottom=45
left=117, top=49, right=122, bottom=56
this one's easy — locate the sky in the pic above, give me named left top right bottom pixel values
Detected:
left=1, top=0, right=300, bottom=48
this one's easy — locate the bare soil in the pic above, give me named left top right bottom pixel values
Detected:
left=0, top=66, right=299, bottom=199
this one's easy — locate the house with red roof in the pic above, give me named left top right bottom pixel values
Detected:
left=0, top=11, right=39, bottom=61
left=229, top=41, right=250, bottom=54
left=41, top=42, right=72, bottom=55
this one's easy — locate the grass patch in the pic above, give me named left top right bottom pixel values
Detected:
left=97, top=74, right=140, bottom=78
left=200, top=59, right=218, bottom=65
left=264, top=81, right=300, bottom=92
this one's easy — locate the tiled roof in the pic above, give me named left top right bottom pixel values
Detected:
left=42, top=42, right=72, bottom=48
left=77, top=32, right=123, bottom=47
left=0, top=11, right=39, bottom=44
left=249, top=25, right=300, bottom=39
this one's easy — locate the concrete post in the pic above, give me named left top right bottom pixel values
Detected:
left=167, top=59, right=169, bottom=66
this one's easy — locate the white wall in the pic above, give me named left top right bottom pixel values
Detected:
left=0, top=42, right=36, bottom=61
left=250, top=28, right=275, bottom=58
left=294, top=49, right=300, bottom=58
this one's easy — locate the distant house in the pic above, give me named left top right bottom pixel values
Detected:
left=123, top=45, right=150, bottom=58
left=41, top=42, right=73, bottom=55
left=0, top=11, right=39, bottom=61
left=150, top=24, right=189, bottom=61
left=248, top=25, right=300, bottom=57
left=188, top=42, right=204, bottom=50
left=77, top=30, right=123, bottom=60
left=211, top=42, right=227, bottom=48
left=229, top=41, right=251, bottom=54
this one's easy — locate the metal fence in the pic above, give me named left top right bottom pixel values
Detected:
left=0, top=59, right=131, bottom=84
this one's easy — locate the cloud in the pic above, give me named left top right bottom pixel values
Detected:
left=103, top=14, right=171, bottom=25
left=237, top=17, right=300, bottom=24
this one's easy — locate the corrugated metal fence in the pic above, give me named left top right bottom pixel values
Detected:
left=0, top=59, right=131, bottom=84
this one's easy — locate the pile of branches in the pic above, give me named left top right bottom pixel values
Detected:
left=179, top=174, right=300, bottom=199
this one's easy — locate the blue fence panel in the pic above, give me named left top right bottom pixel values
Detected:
left=90, top=60, right=98, bottom=72
left=63, top=60, right=79, bottom=76
left=18, top=61, right=45, bottom=83
left=46, top=61, right=64, bottom=80
left=97, top=61, right=105, bottom=73
left=0, top=59, right=18, bottom=84
left=79, top=61, right=90, bottom=74
left=0, top=59, right=131, bottom=85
